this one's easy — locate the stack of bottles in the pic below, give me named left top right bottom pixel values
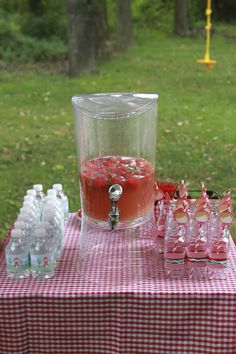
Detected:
left=5, top=184, right=69, bottom=279
left=163, top=182, right=233, bottom=279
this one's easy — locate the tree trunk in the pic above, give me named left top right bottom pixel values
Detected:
left=174, top=0, right=189, bottom=36
left=95, top=0, right=110, bottom=59
left=66, top=0, right=109, bottom=77
left=116, top=0, right=133, bottom=51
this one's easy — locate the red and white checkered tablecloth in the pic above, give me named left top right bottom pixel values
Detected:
left=0, top=213, right=236, bottom=354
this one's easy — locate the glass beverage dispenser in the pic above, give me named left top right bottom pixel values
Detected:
left=72, top=93, right=159, bottom=283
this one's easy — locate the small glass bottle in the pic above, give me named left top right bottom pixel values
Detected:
left=208, top=221, right=230, bottom=279
left=186, top=221, right=209, bottom=279
left=5, top=229, right=30, bottom=279
left=30, top=228, right=56, bottom=279
left=164, top=212, right=186, bottom=278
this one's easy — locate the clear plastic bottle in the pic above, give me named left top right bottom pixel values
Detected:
left=40, top=220, right=59, bottom=258
left=43, top=209, right=64, bottom=256
left=17, top=211, right=36, bottom=239
left=30, top=228, right=56, bottom=279
left=45, top=196, right=64, bottom=222
left=164, top=212, right=186, bottom=278
left=27, top=189, right=43, bottom=219
left=33, top=184, right=45, bottom=204
left=23, top=200, right=40, bottom=221
left=5, top=229, right=30, bottom=279
left=53, top=184, right=69, bottom=221
left=33, top=184, right=45, bottom=219
left=186, top=220, right=209, bottom=279
left=20, top=205, right=39, bottom=225
left=208, top=220, right=230, bottom=279
left=47, top=189, right=57, bottom=197
left=23, top=195, right=41, bottom=220
left=14, top=221, right=27, bottom=239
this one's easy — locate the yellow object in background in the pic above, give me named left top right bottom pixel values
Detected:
left=197, top=0, right=216, bottom=70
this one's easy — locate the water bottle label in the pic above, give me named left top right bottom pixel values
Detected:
left=30, top=253, right=55, bottom=272
left=6, top=253, right=30, bottom=273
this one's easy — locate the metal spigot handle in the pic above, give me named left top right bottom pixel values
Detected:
left=108, top=184, right=123, bottom=230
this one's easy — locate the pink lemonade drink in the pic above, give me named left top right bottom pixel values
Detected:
left=80, top=156, right=155, bottom=222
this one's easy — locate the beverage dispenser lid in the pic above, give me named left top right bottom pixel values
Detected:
left=72, top=93, right=158, bottom=119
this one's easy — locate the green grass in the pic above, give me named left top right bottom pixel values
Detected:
left=0, top=30, right=236, bottom=240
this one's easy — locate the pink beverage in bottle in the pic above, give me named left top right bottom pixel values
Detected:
left=164, top=201, right=189, bottom=274
left=186, top=222, right=209, bottom=265
left=208, top=224, right=230, bottom=269
left=208, top=208, right=233, bottom=270
left=164, top=230, right=186, bottom=269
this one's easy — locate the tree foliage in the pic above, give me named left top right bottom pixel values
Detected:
left=1, top=0, right=236, bottom=67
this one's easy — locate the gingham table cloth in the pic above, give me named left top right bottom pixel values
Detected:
left=0, top=213, right=236, bottom=354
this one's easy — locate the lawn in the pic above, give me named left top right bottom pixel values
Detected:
left=0, top=30, right=236, bottom=240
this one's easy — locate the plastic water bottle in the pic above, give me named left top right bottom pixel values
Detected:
left=23, top=195, right=41, bottom=220
left=20, top=206, right=39, bottom=225
left=23, top=200, right=40, bottom=222
left=45, top=199, right=64, bottom=226
left=14, top=221, right=27, bottom=239
left=30, top=228, right=56, bottom=279
left=5, top=229, right=30, bottom=279
left=33, top=184, right=45, bottom=205
left=33, top=184, right=45, bottom=219
left=43, top=209, right=64, bottom=256
left=45, top=193, right=63, bottom=214
left=40, top=220, right=60, bottom=259
left=27, top=189, right=43, bottom=219
left=17, top=211, right=37, bottom=239
left=53, top=184, right=69, bottom=221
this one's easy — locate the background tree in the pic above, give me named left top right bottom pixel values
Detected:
left=174, top=0, right=189, bottom=36
left=67, top=0, right=109, bottom=77
left=116, top=0, right=133, bottom=51
left=28, top=0, right=45, bottom=15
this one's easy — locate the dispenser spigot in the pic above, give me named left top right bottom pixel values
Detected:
left=108, top=184, right=123, bottom=230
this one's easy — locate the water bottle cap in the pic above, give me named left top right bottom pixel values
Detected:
left=14, top=221, right=25, bottom=229
left=53, top=184, right=63, bottom=191
left=11, top=229, right=23, bottom=238
left=47, top=189, right=57, bottom=196
left=33, top=184, right=43, bottom=192
left=35, top=227, right=45, bottom=238
left=27, top=189, right=36, bottom=196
